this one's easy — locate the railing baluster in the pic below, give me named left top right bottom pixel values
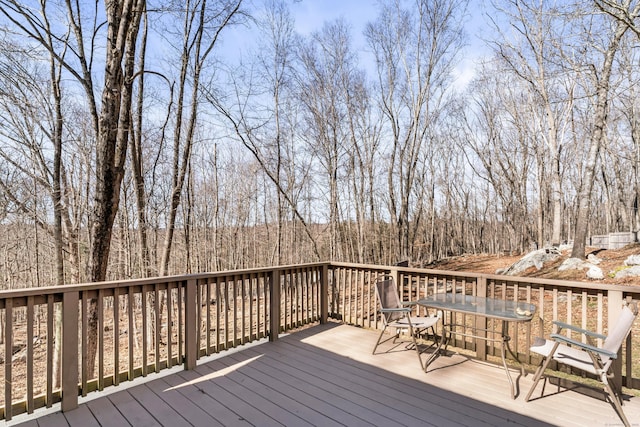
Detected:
left=128, top=287, right=134, bottom=381
left=113, top=289, right=120, bottom=386
left=205, top=278, right=211, bottom=355
left=241, top=274, right=246, bottom=344
left=98, top=289, right=104, bottom=390
left=224, top=278, right=229, bottom=348
left=4, top=298, right=13, bottom=421
left=249, top=273, right=255, bottom=341
left=141, top=286, right=148, bottom=377
left=80, top=292, right=87, bottom=396
left=154, top=285, right=160, bottom=373
left=177, top=282, right=184, bottom=360
left=581, top=291, right=588, bottom=343
left=47, top=294, right=54, bottom=404
left=26, top=296, right=34, bottom=413
left=597, top=291, right=604, bottom=343
left=196, top=279, right=202, bottom=355
left=166, top=282, right=172, bottom=369
left=215, top=276, right=221, bottom=351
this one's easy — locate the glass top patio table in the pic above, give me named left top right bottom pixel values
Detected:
left=416, top=293, right=536, bottom=322
left=415, top=293, right=537, bottom=399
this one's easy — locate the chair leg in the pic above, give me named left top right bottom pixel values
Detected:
left=392, top=327, right=401, bottom=344
left=409, top=325, right=425, bottom=371
left=525, top=361, right=545, bottom=401
left=525, top=344, right=558, bottom=402
left=602, top=374, right=631, bottom=427
left=372, top=325, right=388, bottom=355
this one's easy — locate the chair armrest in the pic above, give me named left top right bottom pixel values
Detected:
left=401, top=301, right=417, bottom=307
left=550, top=334, right=618, bottom=359
left=381, top=307, right=411, bottom=313
left=553, top=320, right=607, bottom=340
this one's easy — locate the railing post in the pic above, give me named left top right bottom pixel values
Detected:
left=320, top=264, right=328, bottom=324
left=184, top=279, right=197, bottom=370
left=609, top=290, right=624, bottom=394
left=475, top=276, right=488, bottom=361
left=61, top=290, right=79, bottom=412
left=389, top=268, right=399, bottom=291
left=270, top=268, right=281, bottom=342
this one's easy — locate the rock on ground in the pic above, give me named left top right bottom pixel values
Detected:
left=558, top=257, right=591, bottom=271
left=587, top=253, right=602, bottom=264
left=624, top=254, right=640, bottom=266
left=614, top=265, right=640, bottom=279
left=500, top=248, right=561, bottom=276
left=587, top=265, right=604, bottom=280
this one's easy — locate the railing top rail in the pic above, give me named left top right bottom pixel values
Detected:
left=0, top=262, right=331, bottom=299
left=328, top=261, right=640, bottom=295
left=482, top=272, right=640, bottom=294
left=1, top=261, right=638, bottom=299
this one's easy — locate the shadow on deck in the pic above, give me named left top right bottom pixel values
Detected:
left=10, top=322, right=640, bottom=426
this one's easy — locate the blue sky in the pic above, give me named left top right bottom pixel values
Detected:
left=218, top=0, right=492, bottom=89
left=290, top=0, right=492, bottom=89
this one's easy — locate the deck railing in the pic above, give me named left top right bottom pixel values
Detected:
left=0, top=262, right=638, bottom=420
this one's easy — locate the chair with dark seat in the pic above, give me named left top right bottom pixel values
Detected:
left=372, top=274, right=440, bottom=370
left=525, top=301, right=638, bottom=427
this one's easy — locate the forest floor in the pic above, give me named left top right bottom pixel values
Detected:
left=426, top=243, right=640, bottom=287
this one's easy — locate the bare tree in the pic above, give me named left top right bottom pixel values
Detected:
left=462, top=64, right=535, bottom=254
left=207, top=0, right=322, bottom=261
left=297, top=19, right=363, bottom=260
left=594, top=1, right=640, bottom=233
left=490, top=0, right=573, bottom=248
left=158, top=0, right=243, bottom=276
left=569, top=2, right=635, bottom=258
left=365, top=0, right=467, bottom=262
left=0, top=0, right=147, bottom=377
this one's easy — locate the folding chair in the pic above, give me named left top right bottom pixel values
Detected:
left=525, top=301, right=638, bottom=427
left=372, top=274, right=440, bottom=370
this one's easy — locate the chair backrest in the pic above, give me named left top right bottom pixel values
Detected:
left=601, top=302, right=638, bottom=365
left=374, top=275, right=404, bottom=323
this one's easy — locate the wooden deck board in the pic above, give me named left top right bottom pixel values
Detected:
left=26, top=412, right=68, bottom=427
left=8, top=322, right=640, bottom=427
left=213, top=352, right=384, bottom=427
left=241, top=340, right=485, bottom=426
left=224, top=347, right=410, bottom=426
left=171, top=369, right=256, bottom=427
left=104, top=390, right=159, bottom=427
left=177, top=367, right=284, bottom=427
left=161, top=371, right=244, bottom=427
left=208, top=355, right=360, bottom=426
left=60, top=405, right=100, bottom=427
left=143, top=376, right=218, bottom=426
left=274, top=333, right=541, bottom=426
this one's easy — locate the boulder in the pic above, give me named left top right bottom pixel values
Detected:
left=624, top=254, right=640, bottom=266
left=586, top=265, right=604, bottom=280
left=501, top=247, right=561, bottom=276
left=558, top=257, right=590, bottom=271
left=587, top=253, right=602, bottom=265
left=614, top=265, right=640, bottom=279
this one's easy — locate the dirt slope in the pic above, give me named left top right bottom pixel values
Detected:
left=425, top=244, right=640, bottom=287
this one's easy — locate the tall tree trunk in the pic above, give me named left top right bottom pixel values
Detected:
left=571, top=20, right=628, bottom=258
left=87, top=0, right=144, bottom=378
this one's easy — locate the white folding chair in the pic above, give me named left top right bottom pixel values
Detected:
left=525, top=301, right=638, bottom=427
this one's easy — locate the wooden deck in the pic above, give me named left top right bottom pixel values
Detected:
left=9, top=322, right=640, bottom=426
